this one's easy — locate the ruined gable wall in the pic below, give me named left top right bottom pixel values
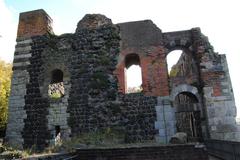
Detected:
left=169, top=50, right=200, bottom=88
left=6, top=10, right=53, bottom=150
left=168, top=28, right=240, bottom=141
left=6, top=9, right=240, bottom=151
left=192, top=29, right=240, bottom=141
left=6, top=10, right=157, bottom=150
left=116, top=21, right=169, bottom=96
left=163, top=30, right=201, bottom=89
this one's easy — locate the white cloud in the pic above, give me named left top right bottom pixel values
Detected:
left=0, top=0, right=17, bottom=62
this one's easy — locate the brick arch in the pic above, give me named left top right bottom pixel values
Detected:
left=164, top=40, right=192, bottom=53
left=165, top=47, right=193, bottom=58
left=125, top=53, right=141, bottom=68
left=170, top=84, right=200, bottom=102
left=51, top=69, right=64, bottom=83
left=41, top=64, right=70, bottom=85
left=165, top=48, right=198, bottom=80
left=115, top=52, right=143, bottom=94
left=170, top=84, right=205, bottom=125
left=163, top=31, right=193, bottom=51
left=165, top=40, right=201, bottom=93
left=163, top=30, right=195, bottom=59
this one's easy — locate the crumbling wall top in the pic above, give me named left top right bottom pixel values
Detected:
left=117, top=20, right=163, bottom=49
left=76, top=14, right=112, bottom=31
left=17, top=9, right=53, bottom=39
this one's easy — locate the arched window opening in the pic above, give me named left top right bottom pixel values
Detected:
left=125, top=54, right=142, bottom=93
left=173, top=92, right=202, bottom=142
left=49, top=69, right=64, bottom=99
left=167, top=49, right=197, bottom=78
left=51, top=69, right=63, bottom=84
left=166, top=50, right=183, bottom=77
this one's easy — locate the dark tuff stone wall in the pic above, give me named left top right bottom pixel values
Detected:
left=67, top=17, right=157, bottom=142
left=68, top=20, right=121, bottom=135
left=119, top=94, right=157, bottom=142
left=7, top=9, right=240, bottom=150
left=23, top=36, right=51, bottom=150
left=21, top=15, right=157, bottom=149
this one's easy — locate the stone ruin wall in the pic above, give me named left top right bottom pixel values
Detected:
left=169, top=33, right=240, bottom=141
left=5, top=9, right=240, bottom=150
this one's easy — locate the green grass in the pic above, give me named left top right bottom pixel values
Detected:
left=45, top=128, right=125, bottom=153
left=0, top=143, right=33, bottom=159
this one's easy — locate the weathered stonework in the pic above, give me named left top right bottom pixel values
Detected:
left=17, top=9, right=53, bottom=38
left=155, top=96, right=176, bottom=143
left=5, top=9, right=240, bottom=150
left=5, top=38, right=32, bottom=149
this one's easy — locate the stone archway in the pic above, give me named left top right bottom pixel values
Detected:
left=170, top=84, right=200, bottom=101
left=170, top=84, right=203, bottom=142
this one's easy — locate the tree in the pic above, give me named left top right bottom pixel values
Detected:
left=0, top=59, right=12, bottom=135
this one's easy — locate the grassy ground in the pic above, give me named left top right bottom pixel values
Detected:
left=0, top=128, right=167, bottom=159
left=0, top=140, right=27, bottom=159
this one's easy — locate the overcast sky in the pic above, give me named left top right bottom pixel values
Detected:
left=0, top=0, right=240, bottom=117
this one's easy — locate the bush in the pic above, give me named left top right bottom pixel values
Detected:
left=0, top=60, right=12, bottom=134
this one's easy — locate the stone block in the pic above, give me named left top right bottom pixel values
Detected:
left=156, top=114, right=164, bottom=121
left=159, top=128, right=166, bottom=137
left=223, top=132, right=237, bottom=140
left=14, top=53, right=32, bottom=59
left=15, top=46, right=32, bottom=53
left=210, top=132, right=224, bottom=140
left=17, top=39, right=32, bottom=44
left=155, top=121, right=164, bottom=129
left=155, top=105, right=163, bottom=112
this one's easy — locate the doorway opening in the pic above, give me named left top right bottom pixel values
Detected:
left=174, top=92, right=202, bottom=142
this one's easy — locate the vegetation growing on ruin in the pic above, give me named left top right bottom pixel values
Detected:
left=45, top=127, right=125, bottom=153
left=0, top=142, right=32, bottom=159
left=49, top=92, right=62, bottom=99
left=0, top=60, right=12, bottom=136
left=169, top=65, right=179, bottom=77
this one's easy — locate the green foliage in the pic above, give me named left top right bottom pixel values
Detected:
left=49, top=92, right=62, bottom=99
left=76, top=127, right=125, bottom=146
left=169, top=65, right=179, bottom=77
left=0, top=60, right=12, bottom=132
left=0, top=143, right=30, bottom=159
